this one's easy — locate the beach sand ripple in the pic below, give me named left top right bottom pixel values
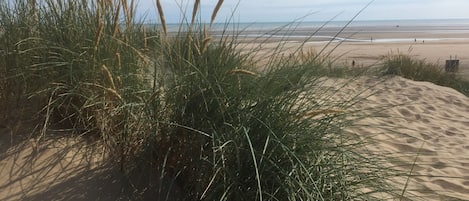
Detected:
left=343, top=76, right=469, bottom=200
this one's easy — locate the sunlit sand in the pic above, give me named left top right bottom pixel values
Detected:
left=2, top=20, right=469, bottom=200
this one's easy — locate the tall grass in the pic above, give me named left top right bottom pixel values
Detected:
left=382, top=54, right=469, bottom=96
left=0, top=0, right=154, bottom=166
left=0, top=0, right=401, bottom=200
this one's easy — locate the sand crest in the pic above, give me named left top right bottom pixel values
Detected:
left=344, top=76, right=469, bottom=200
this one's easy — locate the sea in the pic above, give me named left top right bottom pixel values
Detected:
left=160, top=18, right=469, bottom=43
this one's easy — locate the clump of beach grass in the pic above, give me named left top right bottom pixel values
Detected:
left=0, top=0, right=155, bottom=167
left=0, top=0, right=403, bottom=200
left=382, top=54, right=469, bottom=96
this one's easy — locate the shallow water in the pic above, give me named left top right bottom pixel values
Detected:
left=198, top=19, right=469, bottom=43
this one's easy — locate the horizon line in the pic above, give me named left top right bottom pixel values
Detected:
left=145, top=18, right=469, bottom=25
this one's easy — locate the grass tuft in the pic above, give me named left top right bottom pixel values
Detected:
left=382, top=54, right=469, bottom=96
left=0, top=0, right=402, bottom=200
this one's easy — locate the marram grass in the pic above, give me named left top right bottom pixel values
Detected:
left=382, top=54, right=469, bottom=96
left=0, top=0, right=405, bottom=200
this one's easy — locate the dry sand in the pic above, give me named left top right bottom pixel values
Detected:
left=1, top=28, right=469, bottom=200
left=0, top=134, right=182, bottom=200
left=340, top=76, right=469, bottom=200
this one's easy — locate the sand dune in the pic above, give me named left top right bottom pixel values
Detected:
left=1, top=76, right=468, bottom=200
left=344, top=76, right=469, bottom=200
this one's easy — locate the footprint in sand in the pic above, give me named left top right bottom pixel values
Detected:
left=408, top=95, right=420, bottom=101
left=398, top=108, right=412, bottom=116
left=432, top=179, right=469, bottom=194
left=420, top=133, right=432, bottom=140
left=411, top=86, right=423, bottom=92
left=430, top=161, right=447, bottom=169
left=398, top=80, right=409, bottom=88
left=406, top=138, right=419, bottom=143
left=444, top=130, right=457, bottom=137
left=425, top=105, right=436, bottom=111
left=421, top=118, right=431, bottom=124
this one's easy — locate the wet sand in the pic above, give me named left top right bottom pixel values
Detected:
left=236, top=24, right=469, bottom=78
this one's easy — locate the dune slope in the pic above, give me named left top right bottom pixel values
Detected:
left=1, top=76, right=468, bottom=200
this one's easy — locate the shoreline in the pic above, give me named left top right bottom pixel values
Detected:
left=231, top=25, right=469, bottom=79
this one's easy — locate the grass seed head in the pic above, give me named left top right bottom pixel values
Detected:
left=155, top=0, right=167, bottom=35
left=191, top=0, right=200, bottom=28
left=226, top=69, right=257, bottom=76
left=101, top=64, right=116, bottom=90
left=210, top=0, right=224, bottom=27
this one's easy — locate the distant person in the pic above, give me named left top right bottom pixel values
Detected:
left=414, top=38, right=417, bottom=42
left=352, top=60, right=356, bottom=67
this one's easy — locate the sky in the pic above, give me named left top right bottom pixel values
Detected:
left=137, top=0, right=469, bottom=23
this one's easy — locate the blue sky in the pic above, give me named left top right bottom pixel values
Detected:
left=138, top=0, right=469, bottom=23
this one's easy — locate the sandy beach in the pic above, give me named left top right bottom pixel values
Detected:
left=306, top=38, right=469, bottom=78
left=1, top=22, right=469, bottom=200
left=236, top=21, right=469, bottom=78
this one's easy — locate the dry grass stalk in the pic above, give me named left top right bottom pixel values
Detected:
left=201, top=37, right=211, bottom=53
left=300, top=109, right=344, bottom=119
left=97, top=0, right=101, bottom=23
left=129, top=0, right=135, bottom=18
left=112, top=0, right=122, bottom=37
left=101, top=64, right=117, bottom=90
left=147, top=90, right=161, bottom=103
left=187, top=34, right=194, bottom=60
left=94, top=20, right=104, bottom=51
left=142, top=26, right=147, bottom=50
left=191, top=0, right=200, bottom=28
left=105, top=87, right=122, bottom=102
left=115, top=52, right=122, bottom=70
left=28, top=0, right=37, bottom=18
left=155, top=0, right=167, bottom=35
left=226, top=69, right=257, bottom=76
left=203, top=23, right=208, bottom=38
left=105, top=0, right=113, bottom=8
left=69, top=0, right=75, bottom=14
left=115, top=76, right=122, bottom=89
left=201, top=24, right=211, bottom=53
left=28, top=0, right=38, bottom=35
left=210, top=0, right=224, bottom=27
left=86, top=83, right=123, bottom=102
left=122, top=0, right=132, bottom=30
